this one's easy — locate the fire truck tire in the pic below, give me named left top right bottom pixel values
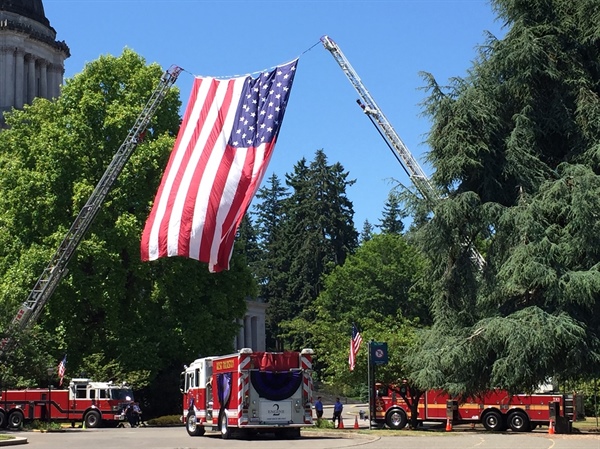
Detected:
left=385, top=408, right=407, bottom=430
left=186, top=413, right=205, bottom=436
left=0, top=410, right=6, bottom=429
left=8, top=410, right=24, bottom=429
left=507, top=411, right=530, bottom=432
left=84, top=410, right=102, bottom=429
left=482, top=410, right=505, bottom=432
left=219, top=410, right=232, bottom=439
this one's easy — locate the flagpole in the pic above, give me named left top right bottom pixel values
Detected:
left=367, top=340, right=372, bottom=430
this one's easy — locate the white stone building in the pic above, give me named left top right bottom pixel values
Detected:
left=0, top=0, right=69, bottom=127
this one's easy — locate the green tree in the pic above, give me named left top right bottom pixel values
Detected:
left=251, top=173, right=290, bottom=349
left=302, top=233, right=428, bottom=393
left=272, top=150, right=358, bottom=349
left=360, top=219, right=374, bottom=244
left=406, top=0, right=600, bottom=395
left=378, top=191, right=406, bottom=234
left=0, top=50, right=255, bottom=416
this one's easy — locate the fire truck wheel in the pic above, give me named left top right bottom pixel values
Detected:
left=0, top=410, right=6, bottom=429
left=385, top=408, right=407, bottom=430
left=186, top=413, right=205, bottom=436
left=84, top=410, right=102, bottom=429
left=219, top=410, right=232, bottom=439
left=507, top=411, right=530, bottom=432
left=8, top=410, right=24, bottom=429
left=482, top=410, right=505, bottom=432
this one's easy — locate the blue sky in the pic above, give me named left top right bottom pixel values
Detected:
left=43, top=0, right=505, bottom=230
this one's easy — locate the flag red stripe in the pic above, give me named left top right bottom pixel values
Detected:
left=182, top=79, right=238, bottom=261
left=140, top=76, right=201, bottom=260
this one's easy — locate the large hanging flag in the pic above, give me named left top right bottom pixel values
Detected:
left=141, top=59, right=298, bottom=272
left=349, top=323, right=363, bottom=371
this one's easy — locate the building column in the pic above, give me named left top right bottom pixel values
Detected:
left=48, top=64, right=61, bottom=99
left=256, top=314, right=266, bottom=351
left=4, top=47, right=15, bottom=109
left=244, top=316, right=253, bottom=351
left=236, top=318, right=245, bottom=350
left=26, top=54, right=36, bottom=103
left=0, top=47, right=7, bottom=108
left=39, top=60, right=47, bottom=99
left=250, top=316, right=258, bottom=352
left=14, top=50, right=25, bottom=108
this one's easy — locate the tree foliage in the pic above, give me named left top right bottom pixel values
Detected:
left=406, top=0, right=600, bottom=395
left=267, top=150, right=358, bottom=349
left=299, top=233, right=429, bottom=392
left=0, top=50, right=255, bottom=416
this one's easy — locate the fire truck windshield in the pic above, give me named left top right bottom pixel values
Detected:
left=111, top=388, right=134, bottom=401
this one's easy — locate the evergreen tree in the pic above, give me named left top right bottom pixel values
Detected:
left=378, top=191, right=406, bottom=234
left=360, top=219, right=374, bottom=244
left=251, top=173, right=290, bottom=349
left=406, top=0, right=600, bottom=395
left=274, top=150, right=358, bottom=349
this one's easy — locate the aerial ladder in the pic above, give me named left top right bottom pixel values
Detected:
left=0, top=65, right=183, bottom=356
left=320, top=36, right=485, bottom=269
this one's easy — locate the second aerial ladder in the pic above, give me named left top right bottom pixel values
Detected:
left=321, top=35, right=485, bottom=268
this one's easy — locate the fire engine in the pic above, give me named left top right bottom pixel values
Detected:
left=0, top=378, right=135, bottom=429
left=373, top=382, right=580, bottom=433
left=181, top=348, right=314, bottom=439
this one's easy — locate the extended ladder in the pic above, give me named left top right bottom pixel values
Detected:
left=321, top=36, right=485, bottom=268
left=0, top=65, right=182, bottom=354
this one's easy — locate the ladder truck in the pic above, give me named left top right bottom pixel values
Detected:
left=0, top=65, right=182, bottom=356
left=320, top=35, right=485, bottom=269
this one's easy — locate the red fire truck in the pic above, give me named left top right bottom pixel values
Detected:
left=0, top=378, right=134, bottom=429
left=181, top=348, right=314, bottom=439
left=373, top=382, right=580, bottom=433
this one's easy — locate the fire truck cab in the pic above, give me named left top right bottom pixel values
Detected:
left=0, top=378, right=134, bottom=429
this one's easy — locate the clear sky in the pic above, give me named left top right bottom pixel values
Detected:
left=43, top=0, right=505, bottom=230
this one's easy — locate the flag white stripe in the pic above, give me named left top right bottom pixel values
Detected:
left=188, top=77, right=246, bottom=259
left=145, top=77, right=215, bottom=260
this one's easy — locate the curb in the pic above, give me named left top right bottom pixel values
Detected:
left=0, top=436, right=27, bottom=446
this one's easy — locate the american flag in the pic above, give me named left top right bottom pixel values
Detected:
left=348, top=324, right=363, bottom=371
left=57, top=355, right=67, bottom=386
left=141, top=59, right=298, bottom=272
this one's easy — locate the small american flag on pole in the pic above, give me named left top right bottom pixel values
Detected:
left=58, top=354, right=67, bottom=386
left=348, top=323, right=363, bottom=371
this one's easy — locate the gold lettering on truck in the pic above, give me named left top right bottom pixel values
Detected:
left=216, top=359, right=235, bottom=371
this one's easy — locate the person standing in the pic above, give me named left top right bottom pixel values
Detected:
left=332, top=398, right=343, bottom=428
left=314, top=396, right=324, bottom=421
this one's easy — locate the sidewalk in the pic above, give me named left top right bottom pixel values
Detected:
left=0, top=435, right=27, bottom=446
left=321, top=403, right=370, bottom=429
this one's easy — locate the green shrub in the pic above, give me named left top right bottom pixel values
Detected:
left=27, top=420, right=63, bottom=431
left=314, top=418, right=335, bottom=429
left=146, top=415, right=183, bottom=427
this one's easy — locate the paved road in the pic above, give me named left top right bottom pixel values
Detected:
left=4, top=426, right=599, bottom=449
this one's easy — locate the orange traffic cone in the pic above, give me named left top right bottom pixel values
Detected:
left=338, top=417, right=344, bottom=429
left=548, top=420, right=555, bottom=435
left=445, top=418, right=452, bottom=432
left=354, top=415, right=359, bottom=429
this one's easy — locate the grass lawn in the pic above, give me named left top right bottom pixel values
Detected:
left=573, top=418, right=600, bottom=433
